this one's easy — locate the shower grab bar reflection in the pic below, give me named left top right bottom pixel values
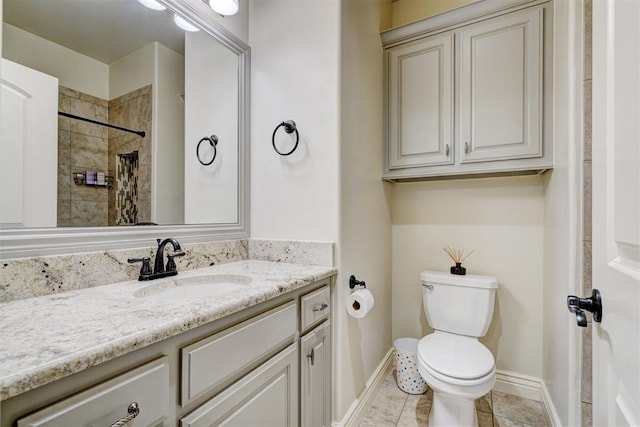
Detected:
left=58, top=112, right=146, bottom=138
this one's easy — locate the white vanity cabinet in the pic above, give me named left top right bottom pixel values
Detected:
left=2, top=278, right=333, bottom=427
left=382, top=1, right=552, bottom=180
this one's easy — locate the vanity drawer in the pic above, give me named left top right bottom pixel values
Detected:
left=181, top=301, right=296, bottom=406
left=301, top=285, right=331, bottom=332
left=17, top=357, right=170, bottom=427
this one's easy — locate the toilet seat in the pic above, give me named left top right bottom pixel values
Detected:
left=417, top=332, right=494, bottom=382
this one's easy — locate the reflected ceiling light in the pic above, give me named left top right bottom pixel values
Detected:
left=136, top=0, right=166, bottom=11
left=173, top=14, right=199, bottom=32
left=209, top=0, right=239, bottom=16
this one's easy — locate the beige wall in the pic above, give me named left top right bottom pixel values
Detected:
left=391, top=0, right=479, bottom=28
left=391, top=175, right=545, bottom=378
left=338, top=0, right=393, bottom=422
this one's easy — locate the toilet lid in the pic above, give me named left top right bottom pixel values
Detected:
left=418, top=333, right=494, bottom=380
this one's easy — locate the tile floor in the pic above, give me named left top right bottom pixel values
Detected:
left=360, top=370, right=550, bottom=427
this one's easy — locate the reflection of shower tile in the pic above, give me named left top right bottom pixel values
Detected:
left=70, top=98, right=108, bottom=122
left=71, top=201, right=108, bottom=227
left=58, top=94, right=71, bottom=113
left=79, top=92, right=108, bottom=108
left=70, top=133, right=108, bottom=170
left=58, top=166, right=71, bottom=201
left=59, top=86, right=80, bottom=99
left=59, top=115, right=70, bottom=132
left=57, top=199, right=71, bottom=227
left=71, top=120, right=108, bottom=140
left=72, top=182, right=108, bottom=202
left=58, top=130, right=71, bottom=166
left=137, top=199, right=151, bottom=223
left=138, top=163, right=151, bottom=196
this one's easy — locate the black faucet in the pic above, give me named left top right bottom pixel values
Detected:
left=128, top=238, right=185, bottom=281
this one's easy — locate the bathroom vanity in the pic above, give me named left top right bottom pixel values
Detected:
left=0, top=261, right=335, bottom=427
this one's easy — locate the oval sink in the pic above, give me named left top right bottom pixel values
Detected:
left=134, top=274, right=253, bottom=300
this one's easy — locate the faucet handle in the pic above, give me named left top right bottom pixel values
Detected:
left=128, top=257, right=152, bottom=280
left=166, top=251, right=185, bottom=272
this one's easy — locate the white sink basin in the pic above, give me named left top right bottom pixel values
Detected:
left=134, top=274, right=253, bottom=300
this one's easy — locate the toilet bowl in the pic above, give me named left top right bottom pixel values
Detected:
left=417, top=331, right=495, bottom=427
left=418, top=271, right=498, bottom=427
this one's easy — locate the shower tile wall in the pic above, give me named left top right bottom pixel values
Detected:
left=57, top=86, right=109, bottom=227
left=108, top=85, right=153, bottom=225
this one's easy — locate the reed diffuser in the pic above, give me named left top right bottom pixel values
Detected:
left=443, top=246, right=474, bottom=275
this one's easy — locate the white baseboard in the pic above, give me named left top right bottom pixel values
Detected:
left=539, top=380, right=562, bottom=427
left=495, top=370, right=561, bottom=427
left=332, top=347, right=394, bottom=427
left=494, top=369, right=543, bottom=401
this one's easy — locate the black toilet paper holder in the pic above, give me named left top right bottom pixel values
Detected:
left=349, top=275, right=366, bottom=289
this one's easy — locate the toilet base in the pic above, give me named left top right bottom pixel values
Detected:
left=429, top=392, right=478, bottom=427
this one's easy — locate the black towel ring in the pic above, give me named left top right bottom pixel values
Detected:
left=196, top=135, right=218, bottom=166
left=272, top=120, right=299, bottom=156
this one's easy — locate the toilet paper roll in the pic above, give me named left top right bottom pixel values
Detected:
left=347, top=288, right=374, bottom=318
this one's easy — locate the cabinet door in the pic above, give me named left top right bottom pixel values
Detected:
left=459, top=7, right=543, bottom=163
left=180, top=344, right=298, bottom=427
left=387, top=33, right=454, bottom=170
left=300, top=320, right=331, bottom=427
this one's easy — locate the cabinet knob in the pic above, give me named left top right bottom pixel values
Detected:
left=464, top=142, right=470, bottom=154
left=110, top=402, right=140, bottom=427
left=445, top=144, right=450, bottom=156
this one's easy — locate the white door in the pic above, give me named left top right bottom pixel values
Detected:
left=592, top=0, right=640, bottom=425
left=0, top=58, right=58, bottom=227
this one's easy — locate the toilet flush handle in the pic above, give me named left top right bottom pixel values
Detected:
left=422, top=283, right=434, bottom=291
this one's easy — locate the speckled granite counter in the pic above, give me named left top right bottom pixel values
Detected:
left=0, top=260, right=336, bottom=401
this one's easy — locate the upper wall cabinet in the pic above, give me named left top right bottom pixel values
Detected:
left=382, top=0, right=552, bottom=181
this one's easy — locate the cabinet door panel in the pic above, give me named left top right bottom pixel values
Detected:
left=388, top=33, right=454, bottom=169
left=460, top=7, right=543, bottom=163
left=300, top=320, right=330, bottom=427
left=180, top=344, right=298, bottom=427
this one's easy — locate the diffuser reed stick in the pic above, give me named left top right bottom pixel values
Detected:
left=443, top=246, right=473, bottom=275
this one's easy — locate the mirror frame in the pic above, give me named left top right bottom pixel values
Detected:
left=0, top=0, right=250, bottom=259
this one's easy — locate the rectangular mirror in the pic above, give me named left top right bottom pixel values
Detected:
left=0, top=0, right=250, bottom=258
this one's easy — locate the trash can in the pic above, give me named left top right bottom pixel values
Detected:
left=394, top=338, right=427, bottom=394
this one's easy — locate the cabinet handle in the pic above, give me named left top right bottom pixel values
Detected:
left=307, top=348, right=315, bottom=366
left=464, top=142, right=470, bottom=154
left=110, top=402, right=140, bottom=427
left=445, top=144, right=450, bottom=156
left=312, top=302, right=328, bottom=312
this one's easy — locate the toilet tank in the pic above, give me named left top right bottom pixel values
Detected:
left=421, top=271, right=498, bottom=337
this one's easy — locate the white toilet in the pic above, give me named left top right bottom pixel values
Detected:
left=417, top=271, right=498, bottom=427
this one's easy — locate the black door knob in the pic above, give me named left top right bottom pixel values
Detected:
left=567, top=289, right=603, bottom=327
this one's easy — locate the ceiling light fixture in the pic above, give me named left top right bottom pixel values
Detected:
left=209, top=0, right=239, bottom=16
left=136, top=0, right=166, bottom=11
left=173, top=14, right=200, bottom=32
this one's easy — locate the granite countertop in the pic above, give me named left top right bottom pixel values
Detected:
left=0, top=260, right=337, bottom=401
